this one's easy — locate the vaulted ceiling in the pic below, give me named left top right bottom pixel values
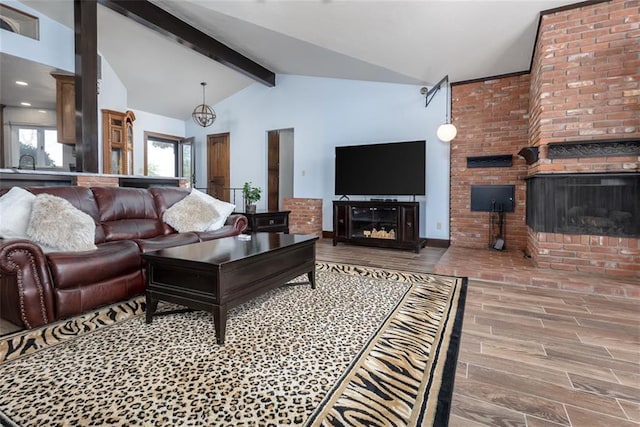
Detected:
left=15, top=0, right=578, bottom=121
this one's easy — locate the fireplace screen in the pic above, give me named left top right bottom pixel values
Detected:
left=526, top=173, right=639, bottom=238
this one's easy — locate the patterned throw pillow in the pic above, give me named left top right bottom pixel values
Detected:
left=26, top=194, right=97, bottom=252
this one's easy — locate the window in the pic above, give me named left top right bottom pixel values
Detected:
left=0, top=4, right=39, bottom=40
left=16, top=126, right=62, bottom=168
left=144, top=132, right=194, bottom=185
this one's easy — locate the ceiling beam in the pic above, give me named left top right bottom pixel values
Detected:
left=97, top=0, right=276, bottom=87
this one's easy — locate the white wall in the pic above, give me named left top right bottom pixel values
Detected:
left=186, top=74, right=451, bottom=240
left=0, top=1, right=74, bottom=72
left=1, top=1, right=74, bottom=169
left=97, top=55, right=127, bottom=173
left=97, top=57, right=186, bottom=176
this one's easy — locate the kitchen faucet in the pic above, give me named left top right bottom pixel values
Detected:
left=18, top=154, right=36, bottom=170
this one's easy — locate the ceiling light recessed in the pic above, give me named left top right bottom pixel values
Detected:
left=16, top=81, right=28, bottom=86
left=20, top=102, right=31, bottom=106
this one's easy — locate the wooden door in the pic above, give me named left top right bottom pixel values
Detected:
left=267, top=130, right=280, bottom=210
left=207, top=133, right=230, bottom=202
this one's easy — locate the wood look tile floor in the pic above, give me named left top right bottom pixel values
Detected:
left=317, top=239, right=639, bottom=427
left=2, top=239, right=638, bottom=426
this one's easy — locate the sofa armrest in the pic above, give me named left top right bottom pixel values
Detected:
left=226, top=214, right=248, bottom=233
left=0, top=239, right=55, bottom=328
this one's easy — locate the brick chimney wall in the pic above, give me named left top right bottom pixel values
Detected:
left=527, top=0, right=639, bottom=277
left=450, top=75, right=530, bottom=250
left=529, top=0, right=640, bottom=173
left=450, top=0, right=639, bottom=277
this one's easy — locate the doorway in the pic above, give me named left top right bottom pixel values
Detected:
left=207, top=133, right=230, bottom=202
left=267, top=129, right=294, bottom=211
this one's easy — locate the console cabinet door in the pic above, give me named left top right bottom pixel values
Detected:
left=333, top=203, right=349, bottom=242
left=400, top=205, right=418, bottom=242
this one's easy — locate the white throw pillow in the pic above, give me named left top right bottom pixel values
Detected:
left=0, top=187, right=36, bottom=239
left=26, top=194, right=97, bottom=252
left=191, top=189, right=236, bottom=231
left=163, top=192, right=220, bottom=232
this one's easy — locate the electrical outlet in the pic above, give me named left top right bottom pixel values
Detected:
left=436, top=222, right=442, bottom=230
left=301, top=170, right=306, bottom=176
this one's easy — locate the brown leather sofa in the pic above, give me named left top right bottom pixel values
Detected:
left=0, top=186, right=247, bottom=329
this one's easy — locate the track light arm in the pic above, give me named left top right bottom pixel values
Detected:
left=421, top=75, right=449, bottom=108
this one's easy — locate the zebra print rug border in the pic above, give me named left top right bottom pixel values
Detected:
left=0, top=262, right=466, bottom=426
left=0, top=296, right=146, bottom=364
left=307, top=263, right=467, bottom=426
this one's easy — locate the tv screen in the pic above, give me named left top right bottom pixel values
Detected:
left=335, top=141, right=426, bottom=196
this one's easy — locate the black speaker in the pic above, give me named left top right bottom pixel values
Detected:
left=518, top=147, right=539, bottom=165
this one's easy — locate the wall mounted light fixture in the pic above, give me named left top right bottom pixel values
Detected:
left=420, top=75, right=457, bottom=142
left=192, top=82, right=216, bottom=127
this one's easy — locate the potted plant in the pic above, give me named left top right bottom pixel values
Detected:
left=242, top=182, right=261, bottom=213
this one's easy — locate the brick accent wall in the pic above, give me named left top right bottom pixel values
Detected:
left=450, top=74, right=530, bottom=251
left=449, top=0, right=639, bottom=277
left=529, top=0, right=640, bottom=172
left=528, top=229, right=639, bottom=277
left=282, top=198, right=323, bottom=237
left=76, top=175, right=119, bottom=187
left=525, top=0, right=640, bottom=277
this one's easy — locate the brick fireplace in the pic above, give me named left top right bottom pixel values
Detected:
left=450, top=0, right=639, bottom=279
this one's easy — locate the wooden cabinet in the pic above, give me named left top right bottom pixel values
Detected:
left=333, top=201, right=422, bottom=253
left=102, top=109, right=135, bottom=175
left=244, top=210, right=290, bottom=233
left=51, top=73, right=76, bottom=144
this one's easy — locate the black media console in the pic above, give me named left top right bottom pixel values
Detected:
left=333, top=200, right=422, bottom=253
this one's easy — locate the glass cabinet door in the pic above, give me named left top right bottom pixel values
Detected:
left=102, top=109, right=135, bottom=175
left=350, top=206, right=398, bottom=239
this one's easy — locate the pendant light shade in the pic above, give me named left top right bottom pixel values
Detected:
left=437, top=123, right=457, bottom=142
left=192, top=82, right=216, bottom=127
left=438, top=76, right=457, bottom=142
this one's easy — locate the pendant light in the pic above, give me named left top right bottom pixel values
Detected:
left=436, top=77, right=457, bottom=142
left=420, top=75, right=458, bottom=142
left=192, top=82, right=216, bottom=127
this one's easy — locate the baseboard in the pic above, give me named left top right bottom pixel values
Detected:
left=322, top=231, right=450, bottom=249
left=423, top=238, right=450, bottom=248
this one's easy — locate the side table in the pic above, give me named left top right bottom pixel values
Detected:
left=243, top=210, right=290, bottom=233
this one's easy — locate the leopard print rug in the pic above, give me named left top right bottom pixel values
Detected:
left=0, top=262, right=466, bottom=426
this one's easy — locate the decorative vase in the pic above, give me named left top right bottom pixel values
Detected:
left=246, top=204, right=256, bottom=214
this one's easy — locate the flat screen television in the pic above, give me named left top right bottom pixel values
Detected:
left=335, top=141, right=426, bottom=196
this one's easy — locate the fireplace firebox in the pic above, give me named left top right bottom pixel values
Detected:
left=526, top=173, right=639, bottom=238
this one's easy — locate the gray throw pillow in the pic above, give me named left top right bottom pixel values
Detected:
left=190, top=189, right=236, bottom=231
left=163, top=192, right=221, bottom=232
left=26, top=194, right=97, bottom=252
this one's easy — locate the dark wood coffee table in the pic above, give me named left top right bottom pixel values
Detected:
left=142, top=233, right=318, bottom=344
